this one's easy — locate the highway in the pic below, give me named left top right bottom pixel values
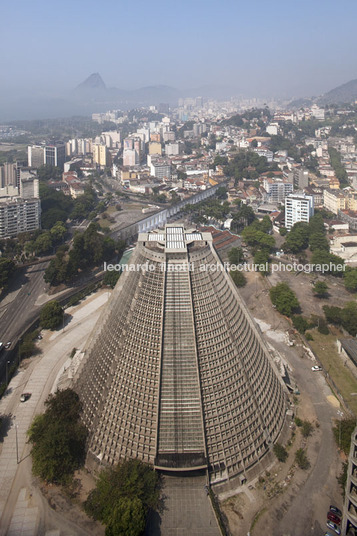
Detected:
left=0, top=262, right=50, bottom=383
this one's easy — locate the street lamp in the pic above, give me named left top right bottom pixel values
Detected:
left=15, top=424, right=19, bottom=464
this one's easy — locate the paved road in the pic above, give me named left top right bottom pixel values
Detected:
left=241, top=274, right=344, bottom=536
left=0, top=262, right=49, bottom=381
left=269, top=336, right=342, bottom=536
left=0, top=291, right=109, bottom=536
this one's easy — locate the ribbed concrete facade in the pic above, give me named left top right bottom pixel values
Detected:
left=73, top=225, right=287, bottom=483
left=342, top=426, right=357, bottom=535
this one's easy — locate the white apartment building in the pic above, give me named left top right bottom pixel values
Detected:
left=27, top=145, right=45, bottom=168
left=123, top=149, right=140, bottom=167
left=150, top=157, right=171, bottom=180
left=263, top=178, right=293, bottom=203
left=285, top=192, right=314, bottom=229
left=0, top=198, right=41, bottom=238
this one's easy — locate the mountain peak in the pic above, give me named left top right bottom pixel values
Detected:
left=76, top=73, right=106, bottom=91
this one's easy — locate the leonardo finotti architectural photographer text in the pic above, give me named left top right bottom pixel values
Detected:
left=104, top=261, right=346, bottom=274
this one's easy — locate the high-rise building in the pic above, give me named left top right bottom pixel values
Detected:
left=2, top=163, right=17, bottom=187
left=285, top=192, right=314, bottom=229
left=73, top=226, right=287, bottom=484
left=27, top=145, right=45, bottom=168
left=123, top=148, right=139, bottom=167
left=19, top=169, right=39, bottom=199
left=263, top=177, right=293, bottom=204
left=92, top=144, right=108, bottom=167
left=149, top=141, right=162, bottom=156
left=150, top=156, right=171, bottom=179
left=342, top=424, right=357, bottom=536
left=0, top=198, right=41, bottom=238
left=293, top=167, right=309, bottom=189
left=44, top=143, right=66, bottom=169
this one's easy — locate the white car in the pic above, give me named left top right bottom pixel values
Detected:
left=312, top=365, right=322, bottom=372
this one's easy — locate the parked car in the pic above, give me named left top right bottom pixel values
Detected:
left=329, top=506, right=342, bottom=517
left=4, top=342, right=11, bottom=349
left=20, top=393, right=31, bottom=402
left=327, top=512, right=341, bottom=525
left=326, top=521, right=341, bottom=535
left=312, top=365, right=322, bottom=371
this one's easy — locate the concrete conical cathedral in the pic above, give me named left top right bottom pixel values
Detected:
left=73, top=225, right=287, bottom=484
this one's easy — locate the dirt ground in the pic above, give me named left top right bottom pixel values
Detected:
left=38, top=469, right=105, bottom=535
left=220, top=269, right=345, bottom=536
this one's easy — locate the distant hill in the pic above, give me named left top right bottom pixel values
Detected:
left=75, top=73, right=106, bottom=91
left=73, top=74, right=240, bottom=106
left=288, top=96, right=314, bottom=109
left=318, top=78, right=357, bottom=105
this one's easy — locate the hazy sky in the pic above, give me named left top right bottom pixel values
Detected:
left=1, top=0, right=357, bottom=99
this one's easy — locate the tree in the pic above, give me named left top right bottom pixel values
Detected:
left=228, top=247, right=245, bottom=265
left=85, top=459, right=160, bottom=532
left=0, top=258, right=16, bottom=289
left=50, top=221, right=67, bottom=243
left=323, top=305, right=343, bottom=325
left=103, top=270, right=121, bottom=289
left=242, top=223, right=275, bottom=251
left=295, top=448, right=310, bottom=470
left=270, top=282, right=300, bottom=317
left=341, top=302, right=357, bottom=336
left=273, top=443, right=288, bottom=463
left=309, top=232, right=329, bottom=252
left=323, top=302, right=357, bottom=336
left=283, top=222, right=309, bottom=253
left=328, top=147, right=348, bottom=186
left=33, top=232, right=53, bottom=255
left=230, top=270, right=247, bottom=288
left=254, top=249, right=270, bottom=274
left=292, top=315, right=311, bottom=334
left=344, top=267, right=357, bottom=292
left=40, top=300, right=63, bottom=330
left=27, top=389, right=87, bottom=484
left=311, top=249, right=344, bottom=276
left=231, top=205, right=256, bottom=231
left=44, top=250, right=69, bottom=286
left=313, top=281, right=328, bottom=298
left=333, top=418, right=356, bottom=454
left=105, top=497, right=146, bottom=536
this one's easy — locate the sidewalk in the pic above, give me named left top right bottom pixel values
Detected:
left=0, top=290, right=109, bottom=536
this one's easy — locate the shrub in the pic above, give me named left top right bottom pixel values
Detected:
left=273, top=443, right=288, bottom=462
left=292, top=315, right=310, bottom=334
left=230, top=270, right=247, bottom=288
left=40, top=300, right=63, bottom=330
left=270, top=283, right=300, bottom=317
left=301, top=421, right=313, bottom=438
left=295, top=448, right=310, bottom=470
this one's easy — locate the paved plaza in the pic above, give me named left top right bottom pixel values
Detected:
left=146, top=475, right=221, bottom=536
